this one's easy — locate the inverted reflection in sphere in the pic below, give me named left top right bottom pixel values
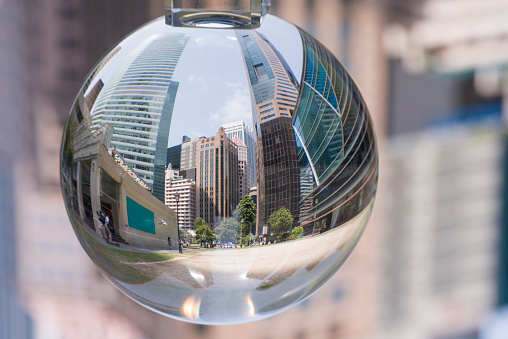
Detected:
left=60, top=15, right=378, bottom=325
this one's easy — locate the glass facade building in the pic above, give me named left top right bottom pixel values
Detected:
left=90, top=33, right=189, bottom=202
left=294, top=30, right=377, bottom=232
left=166, top=143, right=182, bottom=170
left=236, top=30, right=301, bottom=230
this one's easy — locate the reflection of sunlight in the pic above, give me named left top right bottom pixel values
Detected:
left=280, top=286, right=306, bottom=301
left=240, top=273, right=248, bottom=280
left=182, top=295, right=201, bottom=320
left=188, top=268, right=206, bottom=287
left=246, top=296, right=255, bottom=317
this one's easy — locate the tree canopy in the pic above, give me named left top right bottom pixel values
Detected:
left=290, top=226, right=304, bottom=240
left=194, top=217, right=206, bottom=230
left=215, top=218, right=240, bottom=245
left=268, top=207, right=294, bottom=241
left=237, top=195, right=256, bottom=237
left=194, top=217, right=215, bottom=245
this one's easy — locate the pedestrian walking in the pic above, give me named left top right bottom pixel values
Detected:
left=95, top=211, right=106, bottom=239
left=99, top=209, right=111, bottom=243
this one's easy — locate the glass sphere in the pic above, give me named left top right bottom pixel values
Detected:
left=60, top=14, right=378, bottom=325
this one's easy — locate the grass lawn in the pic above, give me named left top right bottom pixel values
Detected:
left=67, top=208, right=170, bottom=285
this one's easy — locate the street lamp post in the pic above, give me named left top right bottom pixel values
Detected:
left=312, top=197, right=319, bottom=235
left=175, top=192, right=182, bottom=253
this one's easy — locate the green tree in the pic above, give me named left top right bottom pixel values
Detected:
left=290, top=226, right=304, bottom=240
left=216, top=218, right=239, bottom=245
left=195, top=225, right=215, bottom=246
left=194, top=217, right=206, bottom=230
left=238, top=195, right=256, bottom=237
left=268, top=207, right=294, bottom=241
left=240, top=233, right=254, bottom=246
left=194, top=218, right=215, bottom=246
left=179, top=227, right=191, bottom=243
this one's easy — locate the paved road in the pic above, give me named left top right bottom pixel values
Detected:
left=123, top=208, right=370, bottom=291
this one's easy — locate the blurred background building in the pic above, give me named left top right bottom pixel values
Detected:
left=1, top=0, right=507, bottom=338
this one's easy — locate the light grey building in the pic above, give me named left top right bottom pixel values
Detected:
left=90, top=33, right=189, bottom=202
left=376, top=127, right=503, bottom=339
left=165, top=168, right=196, bottom=231
left=180, top=137, right=201, bottom=171
left=222, top=120, right=257, bottom=189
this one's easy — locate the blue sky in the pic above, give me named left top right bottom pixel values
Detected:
left=168, top=14, right=303, bottom=147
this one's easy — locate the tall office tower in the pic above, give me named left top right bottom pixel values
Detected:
left=272, top=0, right=389, bottom=137
left=195, top=128, right=239, bottom=229
left=236, top=30, right=300, bottom=230
left=374, top=127, right=504, bottom=339
left=90, top=33, right=189, bottom=202
left=17, top=0, right=163, bottom=189
left=165, top=168, right=196, bottom=231
left=231, top=136, right=250, bottom=198
left=180, top=137, right=201, bottom=171
left=292, top=30, right=376, bottom=233
left=235, top=31, right=300, bottom=120
left=167, top=145, right=182, bottom=170
left=222, top=120, right=256, bottom=189
left=166, top=135, right=190, bottom=170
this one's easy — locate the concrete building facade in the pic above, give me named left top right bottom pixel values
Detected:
left=180, top=137, right=201, bottom=171
left=64, top=108, right=179, bottom=251
left=230, top=135, right=250, bottom=198
left=195, top=127, right=240, bottom=228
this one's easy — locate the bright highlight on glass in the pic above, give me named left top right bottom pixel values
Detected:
left=60, top=12, right=378, bottom=325
left=182, top=295, right=202, bottom=320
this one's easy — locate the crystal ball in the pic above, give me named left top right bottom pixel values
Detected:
left=60, top=14, right=378, bottom=325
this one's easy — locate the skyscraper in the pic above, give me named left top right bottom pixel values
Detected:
left=375, top=127, right=503, bottom=338
left=293, top=30, right=377, bottom=233
left=195, top=127, right=239, bottom=229
left=90, top=33, right=189, bottom=202
left=166, top=144, right=182, bottom=170
left=166, top=135, right=190, bottom=170
left=180, top=137, right=201, bottom=171
left=236, top=30, right=300, bottom=231
left=222, top=120, right=256, bottom=189
left=231, top=135, right=250, bottom=198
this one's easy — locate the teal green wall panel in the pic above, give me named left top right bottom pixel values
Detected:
left=126, top=197, right=156, bottom=234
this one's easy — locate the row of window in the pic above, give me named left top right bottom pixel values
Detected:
left=201, top=144, right=215, bottom=149
left=261, top=113, right=276, bottom=121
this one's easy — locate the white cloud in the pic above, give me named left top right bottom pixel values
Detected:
left=225, top=81, right=243, bottom=88
left=186, top=74, right=208, bottom=91
left=209, top=86, right=252, bottom=127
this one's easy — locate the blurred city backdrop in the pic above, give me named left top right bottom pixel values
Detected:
left=1, top=0, right=508, bottom=338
